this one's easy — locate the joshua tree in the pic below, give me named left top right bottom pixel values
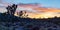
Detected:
left=23, top=11, right=28, bottom=18
left=6, top=4, right=17, bottom=15
left=19, top=11, right=23, bottom=16
left=11, top=4, right=17, bottom=15
left=19, top=11, right=28, bottom=18
left=6, top=5, right=12, bottom=15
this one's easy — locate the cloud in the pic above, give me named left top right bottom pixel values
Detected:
left=0, top=0, right=12, bottom=13
left=16, top=3, right=60, bottom=18
left=0, top=2, right=60, bottom=18
left=0, top=7, right=7, bottom=13
left=0, top=0, right=2, bottom=3
left=0, top=0, right=9, bottom=13
left=0, top=0, right=11, bottom=7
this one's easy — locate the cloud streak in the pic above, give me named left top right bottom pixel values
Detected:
left=16, top=3, right=60, bottom=18
left=0, top=2, right=60, bottom=18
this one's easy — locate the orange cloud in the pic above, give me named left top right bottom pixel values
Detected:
left=34, top=7, right=60, bottom=12
left=15, top=4, right=60, bottom=18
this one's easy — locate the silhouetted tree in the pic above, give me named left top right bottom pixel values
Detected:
left=23, top=11, right=28, bottom=18
left=6, top=4, right=17, bottom=15
left=11, top=4, right=17, bottom=15
left=6, top=5, right=12, bottom=15
left=19, top=11, right=28, bottom=18
left=19, top=11, right=23, bottom=16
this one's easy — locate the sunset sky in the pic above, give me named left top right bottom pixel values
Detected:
left=0, top=0, right=60, bottom=8
left=0, top=0, right=60, bottom=18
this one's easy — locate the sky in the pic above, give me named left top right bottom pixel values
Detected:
left=0, top=0, right=60, bottom=18
left=1, top=0, right=60, bottom=8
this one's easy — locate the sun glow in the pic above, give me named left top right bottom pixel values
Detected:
left=14, top=4, right=60, bottom=19
left=14, top=10, right=60, bottom=19
left=14, top=12, right=59, bottom=19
